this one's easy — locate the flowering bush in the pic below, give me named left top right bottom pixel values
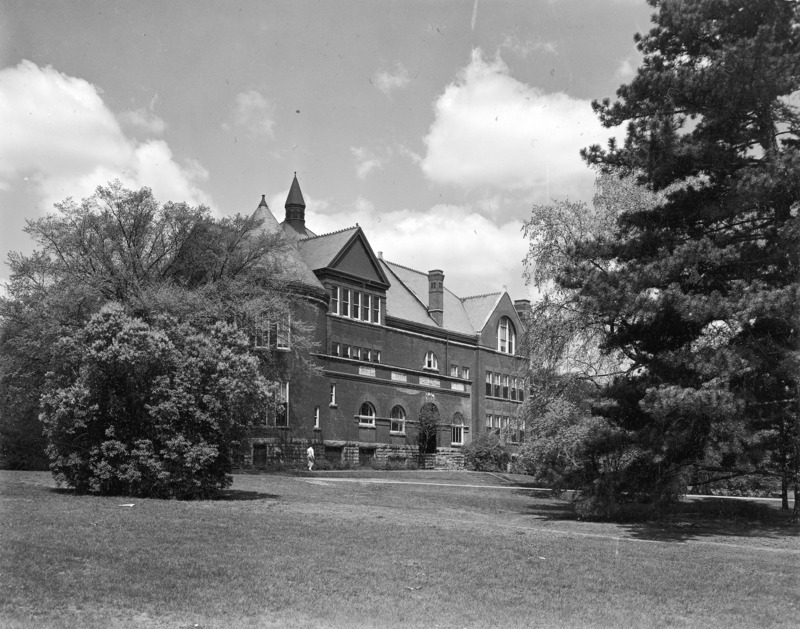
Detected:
left=41, top=304, right=271, bottom=498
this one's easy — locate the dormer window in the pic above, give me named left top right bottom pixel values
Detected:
left=424, top=351, right=438, bottom=371
left=497, top=317, right=516, bottom=354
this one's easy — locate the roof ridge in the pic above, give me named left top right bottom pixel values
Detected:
left=461, top=291, right=502, bottom=301
left=382, top=258, right=426, bottom=275
left=299, top=225, right=359, bottom=241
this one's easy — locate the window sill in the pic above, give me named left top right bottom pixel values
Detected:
left=389, top=430, right=406, bottom=436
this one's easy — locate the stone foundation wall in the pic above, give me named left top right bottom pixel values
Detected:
left=241, top=438, right=464, bottom=470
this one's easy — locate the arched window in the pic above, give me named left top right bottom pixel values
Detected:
left=358, top=401, right=376, bottom=426
left=390, top=405, right=405, bottom=433
left=497, top=317, right=516, bottom=354
left=451, top=412, right=465, bottom=446
left=423, top=351, right=438, bottom=370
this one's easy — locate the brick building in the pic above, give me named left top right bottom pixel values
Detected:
left=245, top=175, right=529, bottom=468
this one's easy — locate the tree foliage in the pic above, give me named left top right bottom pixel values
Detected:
left=526, top=0, right=800, bottom=516
left=42, top=304, right=270, bottom=497
left=1, top=181, right=313, bottom=495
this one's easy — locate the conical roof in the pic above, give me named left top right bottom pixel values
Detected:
left=285, top=173, right=306, bottom=209
left=250, top=194, right=325, bottom=295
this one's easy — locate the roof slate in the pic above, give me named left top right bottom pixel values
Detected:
left=297, top=227, right=359, bottom=271
left=380, top=261, right=476, bottom=335
left=461, top=292, right=503, bottom=332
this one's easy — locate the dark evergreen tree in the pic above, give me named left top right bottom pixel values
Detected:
left=572, top=0, right=800, bottom=513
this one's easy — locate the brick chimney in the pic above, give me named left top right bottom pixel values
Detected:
left=428, top=270, right=444, bottom=326
left=514, top=299, right=531, bottom=322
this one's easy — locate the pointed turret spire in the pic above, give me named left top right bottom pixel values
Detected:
left=284, top=172, right=306, bottom=226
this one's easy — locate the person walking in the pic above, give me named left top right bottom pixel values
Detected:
left=306, top=445, right=315, bottom=471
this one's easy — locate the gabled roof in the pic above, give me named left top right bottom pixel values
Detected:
left=298, top=226, right=390, bottom=287
left=461, top=292, right=504, bottom=332
left=297, top=227, right=360, bottom=271
left=380, top=260, right=476, bottom=335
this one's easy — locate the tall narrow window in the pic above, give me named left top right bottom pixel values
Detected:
left=352, top=346, right=361, bottom=360
left=363, top=348, right=372, bottom=362
left=276, top=315, right=290, bottom=350
left=254, top=313, right=269, bottom=348
left=497, top=317, right=516, bottom=354
left=341, top=289, right=350, bottom=318
left=343, top=344, right=351, bottom=359
left=451, top=412, right=465, bottom=446
left=424, top=351, right=438, bottom=370
left=352, top=291, right=361, bottom=319
left=275, top=381, right=289, bottom=427
left=502, top=375, right=509, bottom=399
left=462, top=366, right=470, bottom=380
left=485, top=414, right=493, bottom=432
left=331, top=342, right=340, bottom=357
left=486, top=371, right=493, bottom=396
left=330, top=384, right=337, bottom=406
left=372, top=296, right=380, bottom=324
left=314, top=406, right=320, bottom=429
left=390, top=405, right=405, bottom=433
left=494, top=373, right=501, bottom=398
left=331, top=286, right=340, bottom=315
left=450, top=364, right=459, bottom=377
left=374, top=350, right=381, bottom=363
left=362, top=293, right=371, bottom=321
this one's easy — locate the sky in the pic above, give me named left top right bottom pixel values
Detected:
left=0, top=0, right=654, bottom=299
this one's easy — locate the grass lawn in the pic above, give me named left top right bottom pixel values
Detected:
left=1, top=470, right=798, bottom=628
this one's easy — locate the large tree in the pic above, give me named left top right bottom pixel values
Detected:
left=0, top=181, right=314, bottom=494
left=546, top=0, right=799, bottom=513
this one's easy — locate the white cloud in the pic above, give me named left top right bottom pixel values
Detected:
left=421, top=49, right=621, bottom=204
left=373, top=63, right=411, bottom=96
left=0, top=60, right=211, bottom=209
left=615, top=57, right=637, bottom=80
left=117, top=106, right=167, bottom=135
left=306, top=201, right=529, bottom=298
left=228, top=89, right=276, bottom=137
left=351, top=146, right=384, bottom=179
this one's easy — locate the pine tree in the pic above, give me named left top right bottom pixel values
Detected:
left=574, top=0, right=800, bottom=512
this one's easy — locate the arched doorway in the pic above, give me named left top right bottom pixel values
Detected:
left=417, top=402, right=439, bottom=454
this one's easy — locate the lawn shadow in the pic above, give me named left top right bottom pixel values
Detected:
left=518, top=498, right=580, bottom=521
left=213, top=489, right=281, bottom=501
left=47, top=487, right=281, bottom=501
left=616, top=498, right=800, bottom=543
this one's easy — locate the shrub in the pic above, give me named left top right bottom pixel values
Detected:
left=41, top=305, right=270, bottom=499
left=461, top=433, right=510, bottom=472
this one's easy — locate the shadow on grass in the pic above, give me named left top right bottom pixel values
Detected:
left=617, top=498, right=800, bottom=543
left=46, top=487, right=281, bottom=501
left=213, top=489, right=281, bottom=501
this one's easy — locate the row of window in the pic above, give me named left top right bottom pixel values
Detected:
left=423, top=351, right=470, bottom=379
left=268, top=383, right=469, bottom=445
left=485, top=414, right=525, bottom=443
left=485, top=371, right=525, bottom=401
left=355, top=402, right=466, bottom=445
left=254, top=314, right=290, bottom=350
left=356, top=402, right=406, bottom=432
left=331, top=342, right=382, bottom=363
left=330, top=285, right=381, bottom=323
